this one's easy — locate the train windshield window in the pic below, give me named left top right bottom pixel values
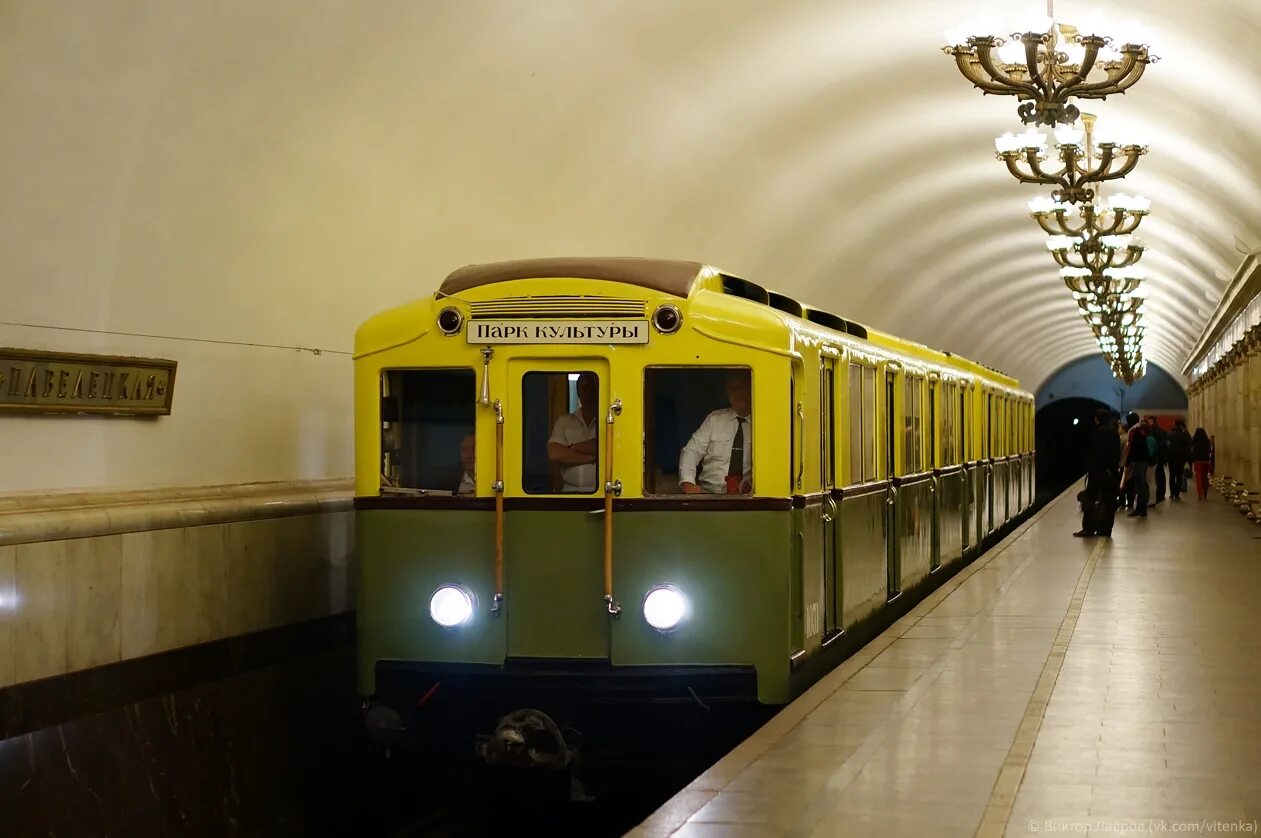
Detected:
left=644, top=366, right=753, bottom=495
left=379, top=369, right=476, bottom=495
left=523, top=371, right=599, bottom=494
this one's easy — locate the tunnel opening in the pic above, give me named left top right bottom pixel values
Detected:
left=1035, top=397, right=1114, bottom=502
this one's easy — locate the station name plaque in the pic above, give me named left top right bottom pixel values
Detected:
left=0, top=349, right=177, bottom=415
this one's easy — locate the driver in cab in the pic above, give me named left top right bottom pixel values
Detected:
left=678, top=370, right=753, bottom=495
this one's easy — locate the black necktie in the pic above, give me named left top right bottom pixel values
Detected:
left=728, top=417, right=745, bottom=477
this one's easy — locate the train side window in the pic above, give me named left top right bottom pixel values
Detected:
left=903, top=375, right=925, bottom=475
left=848, top=364, right=863, bottom=485
left=522, top=371, right=599, bottom=494
left=862, top=366, right=876, bottom=481
left=644, top=366, right=753, bottom=495
left=379, top=369, right=476, bottom=495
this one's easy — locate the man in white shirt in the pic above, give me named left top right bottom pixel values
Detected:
left=547, top=372, right=599, bottom=492
left=679, top=370, right=753, bottom=494
left=456, top=433, right=476, bottom=495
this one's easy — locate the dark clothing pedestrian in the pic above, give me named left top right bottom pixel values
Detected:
left=1123, top=422, right=1149, bottom=516
left=1076, top=416, right=1121, bottom=537
left=1166, top=425, right=1191, bottom=499
left=1149, top=423, right=1168, bottom=503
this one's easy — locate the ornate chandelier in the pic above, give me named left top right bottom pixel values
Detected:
left=994, top=116, right=1146, bottom=204
left=942, top=7, right=1156, bottom=385
left=1046, top=231, right=1145, bottom=273
left=944, top=20, right=1157, bottom=126
left=1029, top=193, right=1150, bottom=238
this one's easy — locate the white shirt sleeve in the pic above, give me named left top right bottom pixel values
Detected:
left=678, top=412, right=715, bottom=485
left=548, top=414, right=574, bottom=446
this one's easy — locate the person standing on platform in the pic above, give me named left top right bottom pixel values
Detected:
left=1075, top=408, right=1121, bottom=538
left=1190, top=427, right=1213, bottom=500
left=1123, top=413, right=1150, bottom=518
left=1166, top=420, right=1191, bottom=500
left=1146, top=416, right=1168, bottom=506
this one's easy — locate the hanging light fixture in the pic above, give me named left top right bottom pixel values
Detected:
left=943, top=13, right=1157, bottom=127
left=995, top=115, right=1146, bottom=203
left=1029, top=193, right=1150, bottom=237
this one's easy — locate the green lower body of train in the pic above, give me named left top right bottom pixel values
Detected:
left=356, top=457, right=1035, bottom=747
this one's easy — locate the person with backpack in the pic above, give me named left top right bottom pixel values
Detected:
left=1122, top=412, right=1150, bottom=518
left=1075, top=408, right=1121, bottom=538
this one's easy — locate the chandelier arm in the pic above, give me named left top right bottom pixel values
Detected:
left=1074, top=52, right=1143, bottom=96
left=1032, top=215, right=1060, bottom=236
left=1024, top=35, right=1054, bottom=99
left=1077, top=143, right=1111, bottom=182
left=1002, top=151, right=1058, bottom=185
left=952, top=52, right=1024, bottom=94
left=1051, top=40, right=1102, bottom=101
left=1099, top=148, right=1144, bottom=182
left=1116, top=214, right=1142, bottom=236
left=973, top=44, right=1041, bottom=99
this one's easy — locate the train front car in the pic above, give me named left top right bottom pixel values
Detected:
left=353, top=259, right=798, bottom=759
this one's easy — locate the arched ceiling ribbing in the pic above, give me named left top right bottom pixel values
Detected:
left=4, top=1, right=1256, bottom=392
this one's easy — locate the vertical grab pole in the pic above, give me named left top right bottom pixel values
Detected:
left=491, top=399, right=505, bottom=615
left=603, top=398, right=623, bottom=616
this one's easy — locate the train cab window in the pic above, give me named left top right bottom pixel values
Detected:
left=379, top=369, right=476, bottom=495
left=523, top=371, right=600, bottom=494
left=644, top=366, right=753, bottom=495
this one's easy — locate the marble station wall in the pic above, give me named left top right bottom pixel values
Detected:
left=0, top=479, right=353, bottom=689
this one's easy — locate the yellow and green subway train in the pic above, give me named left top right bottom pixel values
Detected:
left=353, top=257, right=1035, bottom=744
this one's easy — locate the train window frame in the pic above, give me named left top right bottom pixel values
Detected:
left=378, top=367, right=477, bottom=497
left=642, top=365, right=756, bottom=497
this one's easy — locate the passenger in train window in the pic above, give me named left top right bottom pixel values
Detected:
left=678, top=369, right=753, bottom=495
left=546, top=372, right=600, bottom=492
left=456, top=432, right=476, bottom=495
left=379, top=368, right=476, bottom=494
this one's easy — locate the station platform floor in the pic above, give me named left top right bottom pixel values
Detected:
left=631, top=483, right=1261, bottom=837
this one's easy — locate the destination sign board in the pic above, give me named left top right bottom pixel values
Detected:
left=467, top=320, right=649, bottom=344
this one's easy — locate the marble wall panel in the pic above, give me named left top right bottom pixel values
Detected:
left=187, top=524, right=230, bottom=643
left=3, top=504, right=353, bottom=688
left=0, top=545, right=15, bottom=688
left=13, top=540, right=67, bottom=683
left=120, top=528, right=198, bottom=660
left=65, top=535, right=122, bottom=671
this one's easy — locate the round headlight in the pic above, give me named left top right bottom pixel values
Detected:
left=652, top=304, right=682, bottom=334
left=437, top=307, right=464, bottom=336
left=642, top=585, right=689, bottom=632
left=430, top=586, right=474, bottom=627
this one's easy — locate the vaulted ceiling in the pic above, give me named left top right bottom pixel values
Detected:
left=4, top=1, right=1257, bottom=393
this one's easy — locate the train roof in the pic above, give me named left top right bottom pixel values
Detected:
left=430, top=257, right=1023, bottom=392
left=440, top=257, right=712, bottom=298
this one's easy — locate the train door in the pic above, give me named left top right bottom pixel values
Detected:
left=984, top=390, right=994, bottom=535
left=506, top=358, right=611, bottom=660
left=885, top=368, right=900, bottom=601
left=820, top=355, right=839, bottom=637
left=960, top=384, right=972, bottom=552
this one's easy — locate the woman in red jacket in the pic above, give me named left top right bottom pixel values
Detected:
left=1190, top=428, right=1213, bottom=500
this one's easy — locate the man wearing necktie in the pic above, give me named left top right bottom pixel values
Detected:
left=678, top=370, right=753, bottom=494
